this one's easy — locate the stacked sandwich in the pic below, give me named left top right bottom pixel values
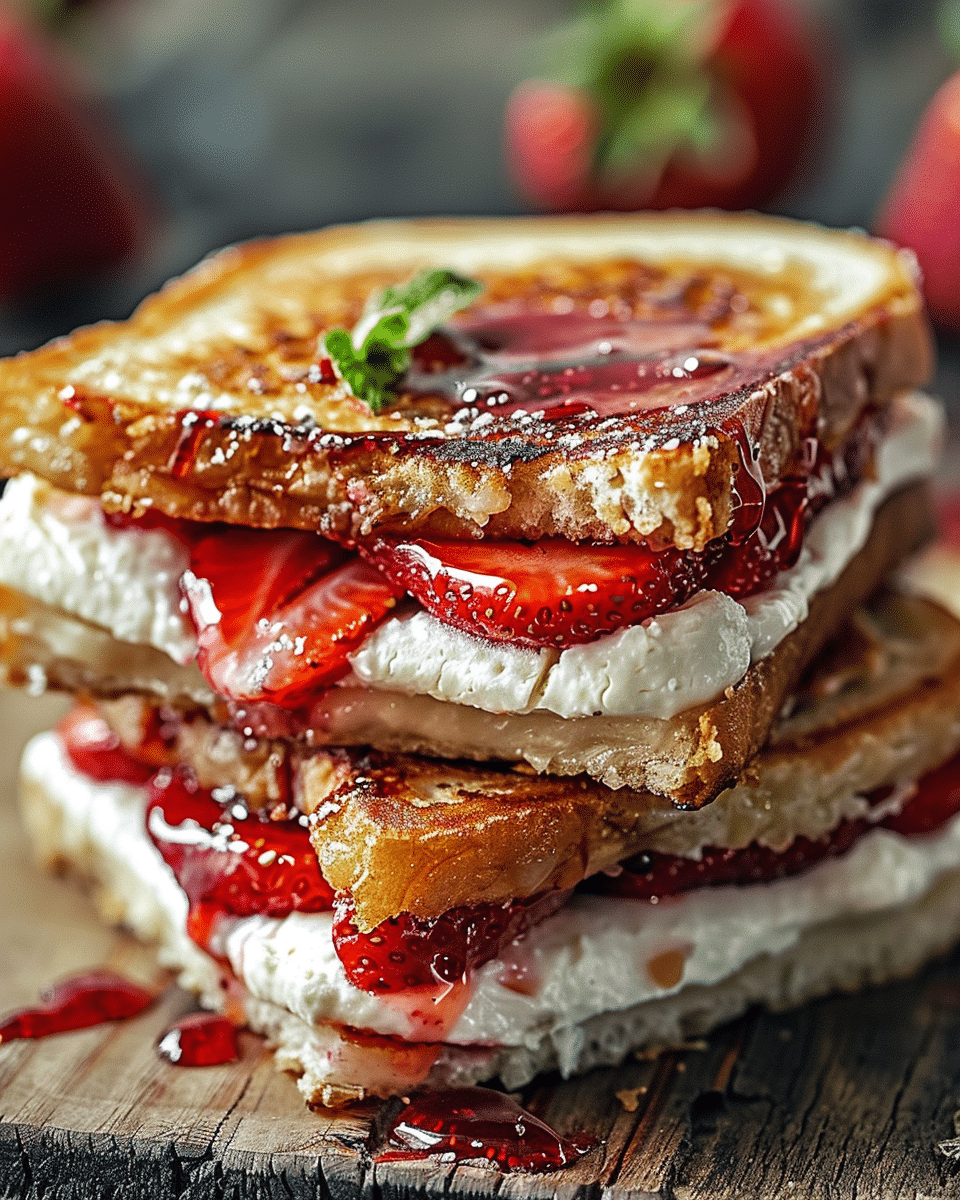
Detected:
left=2, top=214, right=960, bottom=1108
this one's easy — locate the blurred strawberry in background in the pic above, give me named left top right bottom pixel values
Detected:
left=506, top=0, right=827, bottom=213
left=0, top=3, right=150, bottom=300
left=875, top=64, right=960, bottom=332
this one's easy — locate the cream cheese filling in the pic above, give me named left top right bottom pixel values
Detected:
left=0, top=391, right=941, bottom=721
left=27, top=730, right=960, bottom=1058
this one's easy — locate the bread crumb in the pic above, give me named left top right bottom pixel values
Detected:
left=615, top=1085, right=648, bottom=1112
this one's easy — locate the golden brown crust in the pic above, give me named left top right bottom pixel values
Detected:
left=0, top=215, right=931, bottom=548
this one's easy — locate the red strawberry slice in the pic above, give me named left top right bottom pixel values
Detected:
left=590, top=820, right=871, bottom=902
left=332, top=891, right=568, bottom=995
left=881, top=753, right=960, bottom=837
left=362, top=534, right=712, bottom=649
left=59, top=704, right=155, bottom=786
left=0, top=11, right=149, bottom=297
left=182, top=527, right=403, bottom=704
left=705, top=478, right=807, bottom=598
left=145, top=768, right=335, bottom=941
left=364, top=477, right=810, bottom=650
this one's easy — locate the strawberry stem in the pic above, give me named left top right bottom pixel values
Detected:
left=542, top=0, right=732, bottom=183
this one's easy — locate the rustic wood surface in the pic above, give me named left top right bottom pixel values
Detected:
left=3, top=691, right=960, bottom=1199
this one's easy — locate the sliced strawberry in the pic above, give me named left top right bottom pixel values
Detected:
left=145, top=768, right=335, bottom=940
left=364, top=477, right=812, bottom=650
left=881, top=753, right=960, bottom=837
left=59, top=704, right=154, bottom=786
left=182, top=527, right=403, bottom=704
left=704, top=478, right=807, bottom=598
left=590, top=820, right=870, bottom=902
left=362, top=534, right=712, bottom=648
left=332, top=891, right=568, bottom=995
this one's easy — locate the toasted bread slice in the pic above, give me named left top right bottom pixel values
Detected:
left=0, top=480, right=934, bottom=806
left=91, top=581, right=960, bottom=930
left=0, top=215, right=930, bottom=549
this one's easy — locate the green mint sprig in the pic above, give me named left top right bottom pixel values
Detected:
left=324, top=268, right=483, bottom=413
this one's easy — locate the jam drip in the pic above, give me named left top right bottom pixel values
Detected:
left=377, top=1086, right=597, bottom=1172
left=587, top=748, right=960, bottom=902
left=332, top=891, right=569, bottom=995
left=145, top=768, right=335, bottom=950
left=0, top=971, right=154, bottom=1042
left=157, top=1012, right=239, bottom=1066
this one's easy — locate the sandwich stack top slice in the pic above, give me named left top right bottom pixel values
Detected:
left=0, top=213, right=931, bottom=546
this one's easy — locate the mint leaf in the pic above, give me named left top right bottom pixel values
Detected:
left=324, top=268, right=482, bottom=413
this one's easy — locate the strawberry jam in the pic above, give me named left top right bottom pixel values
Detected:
left=332, top=891, right=568, bottom=995
left=0, top=971, right=153, bottom=1042
left=157, top=1012, right=239, bottom=1066
left=376, top=1086, right=596, bottom=1172
left=588, top=749, right=960, bottom=902
left=145, top=768, right=334, bottom=950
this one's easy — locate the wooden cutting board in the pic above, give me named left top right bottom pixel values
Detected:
left=3, top=690, right=960, bottom=1200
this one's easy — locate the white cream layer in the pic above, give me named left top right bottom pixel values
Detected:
left=27, top=729, right=960, bottom=1069
left=0, top=482, right=196, bottom=666
left=0, top=390, right=941, bottom=721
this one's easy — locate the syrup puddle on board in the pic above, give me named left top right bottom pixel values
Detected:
left=376, top=1085, right=597, bottom=1173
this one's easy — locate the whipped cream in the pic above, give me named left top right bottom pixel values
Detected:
left=0, top=391, right=941, bottom=720
left=0, top=478, right=196, bottom=666
left=27, top=730, right=960, bottom=1065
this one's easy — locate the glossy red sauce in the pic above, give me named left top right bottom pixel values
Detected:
left=0, top=971, right=153, bottom=1042
left=170, top=410, right=223, bottom=480
left=412, top=309, right=732, bottom=420
left=587, top=749, right=960, bottom=902
left=59, top=705, right=155, bottom=786
left=144, top=768, right=334, bottom=950
left=157, top=1012, right=239, bottom=1066
left=376, top=1086, right=597, bottom=1172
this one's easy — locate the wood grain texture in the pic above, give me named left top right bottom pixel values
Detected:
left=3, top=690, right=960, bottom=1199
